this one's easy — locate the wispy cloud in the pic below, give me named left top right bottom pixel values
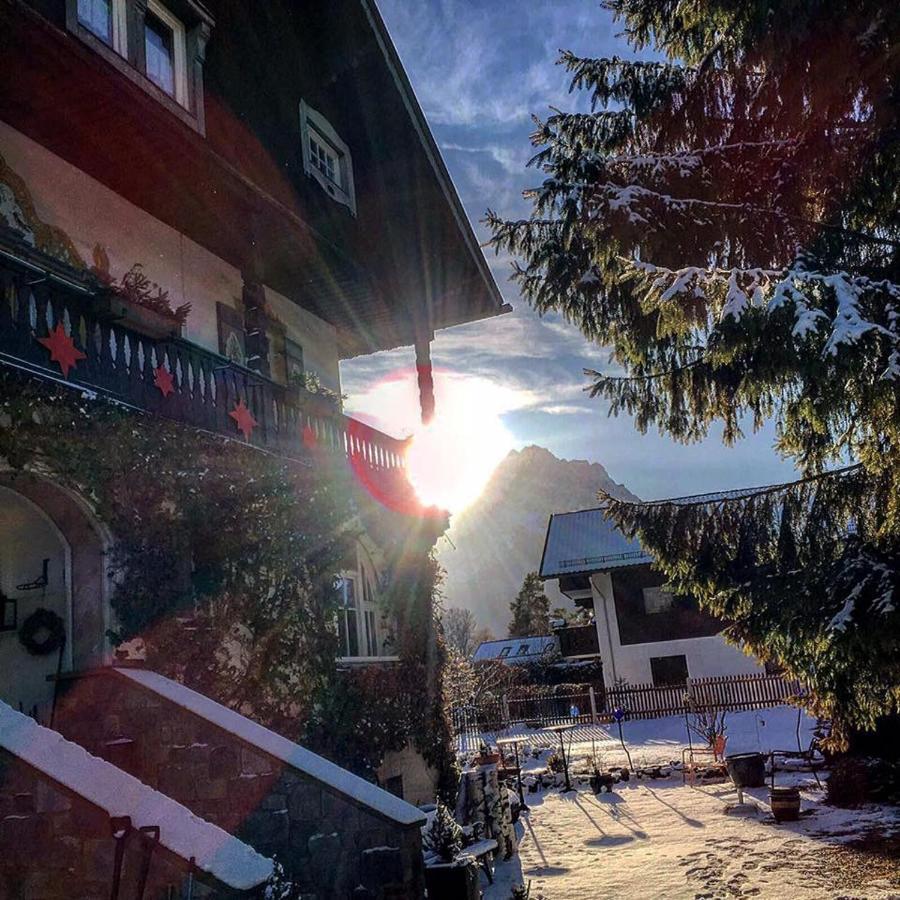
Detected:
left=341, top=1, right=798, bottom=499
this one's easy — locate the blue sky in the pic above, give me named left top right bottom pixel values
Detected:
left=341, top=0, right=797, bottom=501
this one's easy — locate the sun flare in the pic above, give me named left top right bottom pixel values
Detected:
left=405, top=399, right=513, bottom=513
left=345, top=369, right=517, bottom=514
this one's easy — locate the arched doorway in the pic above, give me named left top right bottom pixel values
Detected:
left=0, top=473, right=109, bottom=722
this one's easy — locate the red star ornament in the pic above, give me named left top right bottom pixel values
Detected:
left=37, top=323, right=86, bottom=378
left=229, top=398, right=258, bottom=441
left=153, top=366, right=175, bottom=398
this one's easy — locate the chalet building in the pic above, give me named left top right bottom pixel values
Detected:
left=539, top=508, right=763, bottom=690
left=0, top=0, right=506, bottom=896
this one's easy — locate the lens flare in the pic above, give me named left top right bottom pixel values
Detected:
left=344, top=369, right=516, bottom=514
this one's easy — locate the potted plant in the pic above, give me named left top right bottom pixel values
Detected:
left=423, top=803, right=480, bottom=900
left=474, top=740, right=501, bottom=766
left=90, top=248, right=190, bottom=339
left=288, top=370, right=345, bottom=415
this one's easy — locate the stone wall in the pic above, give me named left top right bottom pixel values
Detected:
left=54, top=670, right=425, bottom=899
left=0, top=748, right=245, bottom=899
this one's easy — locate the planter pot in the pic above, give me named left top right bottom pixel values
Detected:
left=425, top=859, right=480, bottom=900
left=770, top=786, right=801, bottom=822
left=725, top=752, right=766, bottom=789
left=590, top=772, right=615, bottom=794
left=92, top=293, right=183, bottom=339
left=475, top=753, right=501, bottom=766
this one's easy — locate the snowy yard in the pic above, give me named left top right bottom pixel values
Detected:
left=489, top=777, right=900, bottom=899
left=472, top=707, right=900, bottom=899
left=475, top=706, right=818, bottom=772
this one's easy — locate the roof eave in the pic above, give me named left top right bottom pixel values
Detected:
left=359, top=0, right=508, bottom=325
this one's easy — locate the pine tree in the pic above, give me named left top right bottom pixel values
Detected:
left=423, top=801, right=464, bottom=862
left=509, top=572, right=551, bottom=637
left=489, top=1, right=900, bottom=749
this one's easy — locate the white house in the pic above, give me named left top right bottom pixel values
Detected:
left=539, top=508, right=763, bottom=688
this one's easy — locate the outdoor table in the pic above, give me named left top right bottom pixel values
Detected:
left=542, top=723, right=576, bottom=792
left=496, top=735, right=528, bottom=810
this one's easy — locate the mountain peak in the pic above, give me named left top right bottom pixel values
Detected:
left=436, top=446, right=636, bottom=636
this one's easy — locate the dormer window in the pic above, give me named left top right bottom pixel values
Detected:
left=300, top=101, right=356, bottom=216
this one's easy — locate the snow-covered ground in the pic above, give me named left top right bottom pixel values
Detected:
left=487, top=776, right=900, bottom=900
left=473, top=706, right=818, bottom=773
left=472, top=708, right=899, bottom=899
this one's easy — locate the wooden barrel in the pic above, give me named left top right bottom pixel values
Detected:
left=770, top=786, right=801, bottom=822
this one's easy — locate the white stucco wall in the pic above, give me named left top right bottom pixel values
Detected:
left=0, top=488, right=70, bottom=720
left=0, top=120, right=341, bottom=390
left=589, top=572, right=763, bottom=688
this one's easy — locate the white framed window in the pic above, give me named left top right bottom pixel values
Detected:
left=364, top=609, right=378, bottom=657
left=336, top=575, right=359, bottom=658
left=642, top=584, right=674, bottom=615
left=66, top=0, right=210, bottom=131
left=299, top=101, right=356, bottom=216
left=144, top=0, right=188, bottom=107
left=76, top=0, right=127, bottom=55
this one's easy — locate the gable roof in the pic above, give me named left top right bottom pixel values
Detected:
left=473, top=635, right=559, bottom=664
left=540, top=508, right=653, bottom=579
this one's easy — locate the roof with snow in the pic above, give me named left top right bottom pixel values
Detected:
left=117, top=669, right=426, bottom=827
left=0, top=701, right=273, bottom=891
left=540, top=508, right=653, bottom=579
left=473, top=635, right=559, bottom=664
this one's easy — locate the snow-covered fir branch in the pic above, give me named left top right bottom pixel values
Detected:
left=616, top=259, right=900, bottom=374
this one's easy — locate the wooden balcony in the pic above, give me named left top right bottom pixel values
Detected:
left=0, top=237, right=409, bottom=485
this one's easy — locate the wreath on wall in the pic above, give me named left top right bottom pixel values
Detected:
left=18, top=608, right=66, bottom=656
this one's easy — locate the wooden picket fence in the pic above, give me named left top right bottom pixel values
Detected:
left=451, top=673, right=801, bottom=743
left=604, top=673, right=801, bottom=722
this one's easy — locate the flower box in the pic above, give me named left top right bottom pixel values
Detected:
left=91, top=292, right=183, bottom=340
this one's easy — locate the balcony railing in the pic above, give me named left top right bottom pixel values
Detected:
left=0, top=241, right=407, bottom=478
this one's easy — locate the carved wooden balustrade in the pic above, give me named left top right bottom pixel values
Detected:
left=0, top=247, right=408, bottom=481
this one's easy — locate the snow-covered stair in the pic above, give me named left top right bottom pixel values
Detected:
left=53, top=666, right=427, bottom=898
left=0, top=700, right=273, bottom=899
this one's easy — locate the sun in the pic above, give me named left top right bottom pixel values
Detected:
left=343, top=369, right=517, bottom=515
left=405, top=391, right=513, bottom=513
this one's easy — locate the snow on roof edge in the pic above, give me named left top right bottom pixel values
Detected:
left=0, top=701, right=273, bottom=891
left=116, top=668, right=426, bottom=827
